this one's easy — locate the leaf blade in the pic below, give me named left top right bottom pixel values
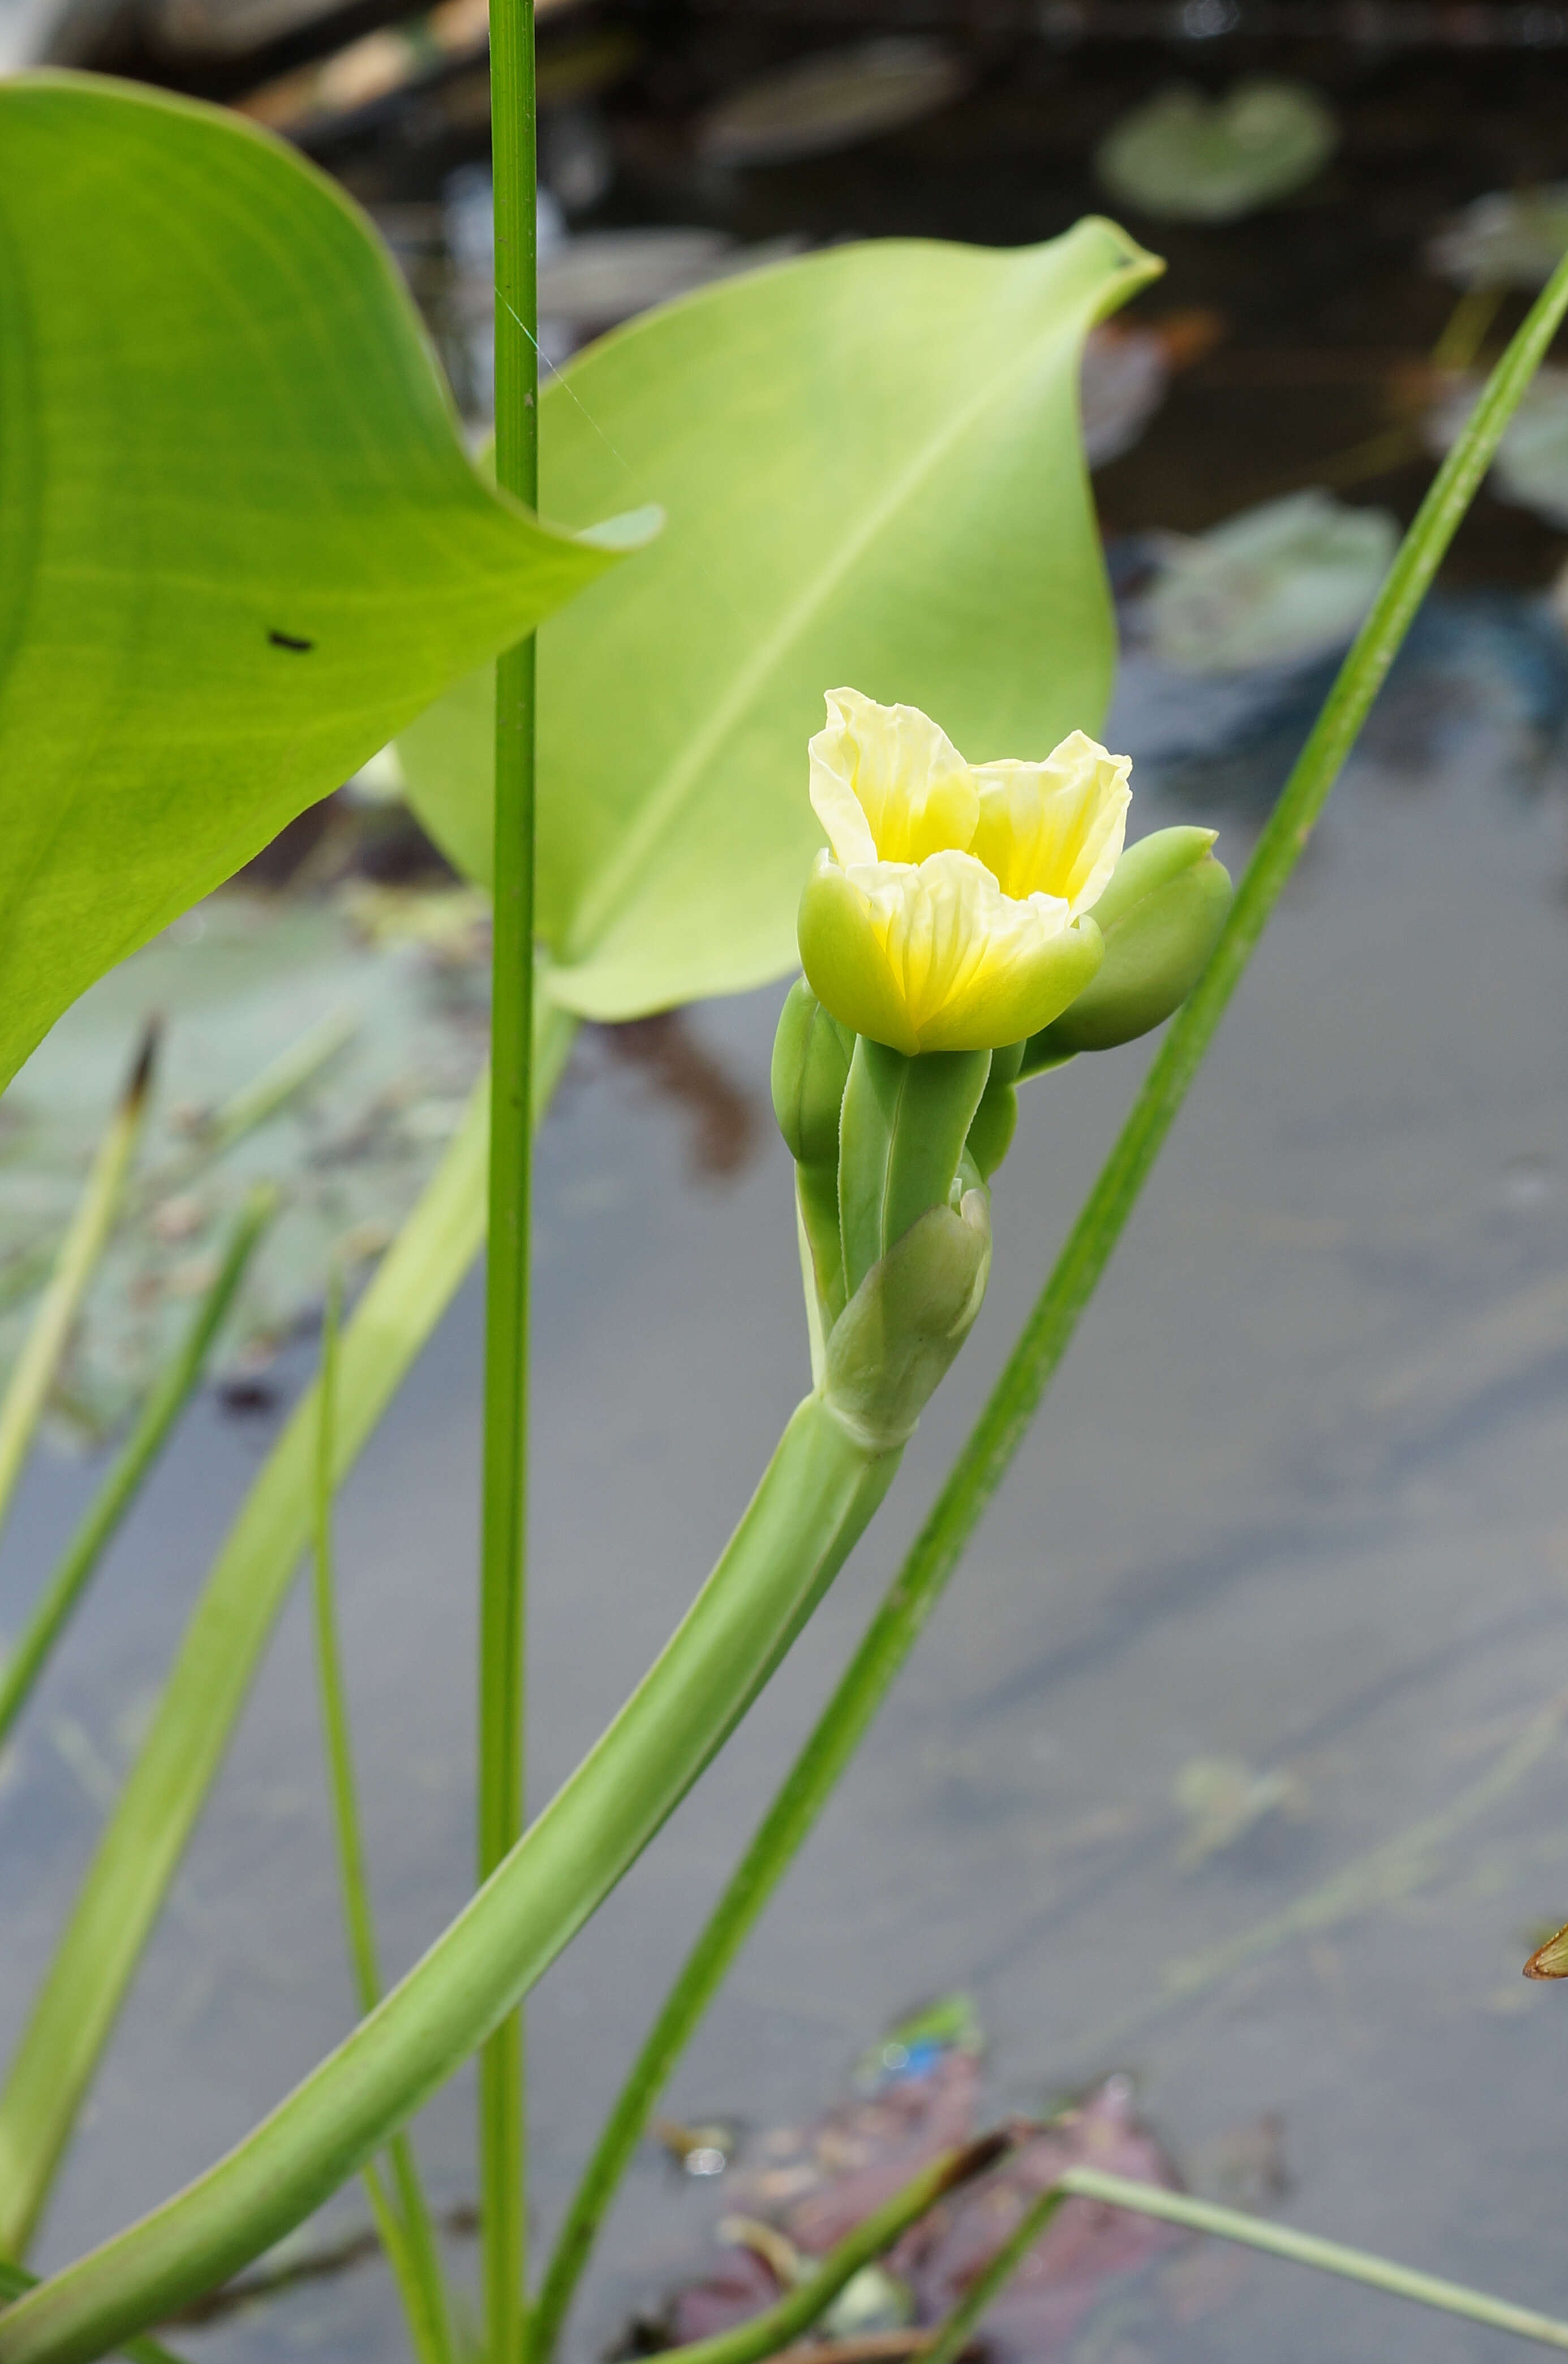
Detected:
left=0, top=72, right=639, bottom=1095
left=400, top=221, right=1159, bottom=1018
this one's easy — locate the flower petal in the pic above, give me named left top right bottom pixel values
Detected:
left=800, top=848, right=1106, bottom=1055
left=809, top=687, right=978, bottom=868
left=799, top=853, right=922, bottom=1056
left=972, top=729, right=1131, bottom=912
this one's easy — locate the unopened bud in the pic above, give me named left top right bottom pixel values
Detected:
left=1023, top=827, right=1231, bottom=1065
left=965, top=1039, right=1025, bottom=1180
left=772, top=978, right=853, bottom=1165
left=822, top=1190, right=992, bottom=1452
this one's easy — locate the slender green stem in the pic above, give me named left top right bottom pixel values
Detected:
left=661, top=2138, right=1007, bottom=2364
left=0, top=1024, right=157, bottom=1551
left=1054, top=2169, right=1568, bottom=2353
left=0, top=1395, right=897, bottom=2364
left=916, top=2164, right=1568, bottom=2364
left=0, top=1188, right=273, bottom=1753
left=918, top=2183, right=1064, bottom=2364
left=0, top=1017, right=574, bottom=2266
left=526, top=239, right=1568, bottom=2364
left=312, top=1277, right=455, bottom=2364
left=484, top=0, right=540, bottom=2334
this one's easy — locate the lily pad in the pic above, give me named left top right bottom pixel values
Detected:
left=1139, top=490, right=1398, bottom=675
left=1426, top=365, right=1568, bottom=529
left=1096, top=79, right=1338, bottom=225
left=1427, top=185, right=1568, bottom=291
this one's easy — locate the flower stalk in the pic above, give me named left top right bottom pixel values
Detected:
left=483, top=0, right=540, bottom=2336
left=0, top=1396, right=899, bottom=2364
left=525, top=247, right=1568, bottom=2361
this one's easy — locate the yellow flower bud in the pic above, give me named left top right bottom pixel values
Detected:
left=797, top=688, right=1131, bottom=1056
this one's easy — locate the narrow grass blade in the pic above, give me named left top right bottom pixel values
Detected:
left=0, top=1026, right=158, bottom=1553
left=662, top=2138, right=1008, bottom=2364
left=0, top=1004, right=575, bottom=2260
left=917, top=2182, right=1065, bottom=2364
left=526, top=239, right=1568, bottom=2364
left=203, top=1011, right=359, bottom=1157
left=312, top=1276, right=455, bottom=2364
left=482, top=0, right=542, bottom=2340
left=0, top=1188, right=274, bottom=1753
left=1052, top=2169, right=1568, bottom=2353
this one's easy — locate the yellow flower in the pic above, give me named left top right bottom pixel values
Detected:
left=797, top=688, right=1131, bottom=1056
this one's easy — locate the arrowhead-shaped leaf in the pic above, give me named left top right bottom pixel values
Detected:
left=400, top=221, right=1159, bottom=1020
left=0, top=73, right=649, bottom=1095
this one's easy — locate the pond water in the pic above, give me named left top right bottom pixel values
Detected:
left=5, top=592, right=1568, bottom=2362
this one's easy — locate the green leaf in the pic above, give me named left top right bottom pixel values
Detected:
left=399, top=222, right=1159, bottom=1021
left=0, top=72, right=648, bottom=1098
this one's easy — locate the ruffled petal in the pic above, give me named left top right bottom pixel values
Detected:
left=810, top=687, right=978, bottom=868
left=800, top=848, right=1106, bottom=1055
left=798, top=853, right=923, bottom=1056
left=972, top=729, right=1131, bottom=913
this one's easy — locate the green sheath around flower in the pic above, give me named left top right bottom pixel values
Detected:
left=797, top=687, right=1132, bottom=1056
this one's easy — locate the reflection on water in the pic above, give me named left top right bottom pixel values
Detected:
left=5, top=630, right=1568, bottom=2362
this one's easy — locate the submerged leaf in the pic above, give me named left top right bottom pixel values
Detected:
left=398, top=222, right=1159, bottom=1020
left=1428, top=186, right=1568, bottom=291
left=1427, top=364, right=1568, bottom=528
left=0, top=72, right=644, bottom=1098
left=1139, top=491, right=1398, bottom=674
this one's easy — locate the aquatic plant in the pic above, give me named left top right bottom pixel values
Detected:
left=2, top=33, right=1568, bottom=2364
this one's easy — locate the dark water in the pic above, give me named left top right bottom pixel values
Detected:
left=5, top=611, right=1568, bottom=2361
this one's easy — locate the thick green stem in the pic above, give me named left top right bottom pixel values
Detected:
left=525, top=239, right=1568, bottom=2364
left=484, top=0, right=539, bottom=2336
left=0, top=2270, right=182, bottom=2364
left=838, top=1045, right=990, bottom=1301
left=0, top=1397, right=896, bottom=2364
left=0, top=1188, right=272, bottom=1753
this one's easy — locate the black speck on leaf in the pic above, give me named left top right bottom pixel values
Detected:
left=269, top=629, right=315, bottom=652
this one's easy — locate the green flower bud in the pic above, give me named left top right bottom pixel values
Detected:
left=822, top=1188, right=992, bottom=1452
left=1020, top=827, right=1231, bottom=1067
left=965, top=1039, right=1025, bottom=1181
left=771, top=978, right=853, bottom=1165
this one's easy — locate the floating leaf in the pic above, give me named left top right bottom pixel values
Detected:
left=1139, top=491, right=1398, bottom=674
left=399, top=222, right=1159, bottom=1020
left=1427, top=364, right=1568, bottom=528
left=1428, top=186, right=1568, bottom=291
left=1096, top=79, right=1338, bottom=225
left=0, top=72, right=647, bottom=1099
